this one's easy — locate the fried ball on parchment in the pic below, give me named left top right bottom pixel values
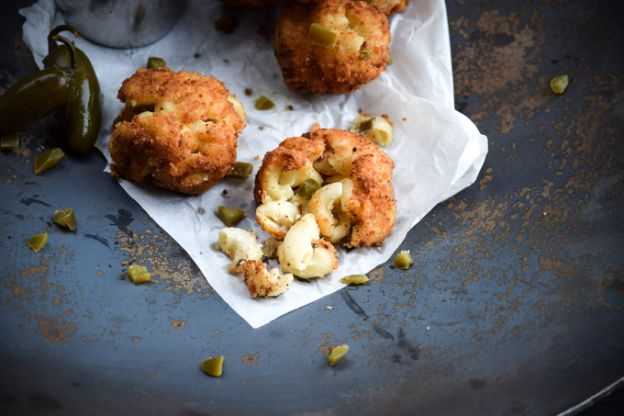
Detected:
left=109, top=68, right=245, bottom=195
left=255, top=127, right=396, bottom=247
left=298, top=0, right=410, bottom=16
left=275, top=0, right=391, bottom=93
left=223, top=0, right=283, bottom=7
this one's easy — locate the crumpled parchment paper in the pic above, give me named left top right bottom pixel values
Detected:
left=21, top=0, right=488, bottom=328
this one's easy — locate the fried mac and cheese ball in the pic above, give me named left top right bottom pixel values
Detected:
left=255, top=127, right=396, bottom=247
left=275, top=0, right=391, bottom=93
left=109, top=68, right=246, bottom=195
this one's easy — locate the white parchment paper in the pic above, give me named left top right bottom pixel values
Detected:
left=21, top=0, right=488, bottom=328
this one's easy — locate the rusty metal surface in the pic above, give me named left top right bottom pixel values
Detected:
left=1, top=0, right=623, bottom=415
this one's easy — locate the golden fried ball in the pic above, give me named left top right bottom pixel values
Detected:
left=109, top=68, right=246, bottom=195
left=298, top=0, right=410, bottom=16
left=275, top=0, right=391, bottom=93
left=255, top=127, right=396, bottom=247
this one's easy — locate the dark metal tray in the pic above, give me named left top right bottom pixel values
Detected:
left=1, top=0, right=623, bottom=414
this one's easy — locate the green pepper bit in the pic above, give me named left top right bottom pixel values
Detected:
left=225, top=162, right=253, bottom=180
left=357, top=118, right=373, bottom=133
left=216, top=206, right=246, bottom=227
left=201, top=356, right=224, bottom=377
left=34, top=148, right=65, bottom=175
left=0, top=132, right=19, bottom=151
left=393, top=250, right=414, bottom=270
left=27, top=232, right=48, bottom=253
left=52, top=208, right=77, bottom=231
left=340, top=274, right=369, bottom=285
left=308, top=23, right=337, bottom=47
left=254, top=95, right=275, bottom=111
left=550, top=74, right=569, bottom=95
left=127, top=264, right=151, bottom=284
left=359, top=48, right=371, bottom=61
left=296, top=179, right=321, bottom=200
left=328, top=344, right=349, bottom=367
left=147, top=56, right=167, bottom=69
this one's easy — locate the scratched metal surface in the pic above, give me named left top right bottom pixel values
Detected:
left=1, top=0, right=623, bottom=415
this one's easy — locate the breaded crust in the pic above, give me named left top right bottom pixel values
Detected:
left=310, top=128, right=395, bottom=247
left=109, top=68, right=245, bottom=195
left=255, top=128, right=396, bottom=247
left=298, top=0, right=410, bottom=16
left=275, top=0, right=391, bottom=93
left=254, top=137, right=325, bottom=203
left=233, top=260, right=293, bottom=298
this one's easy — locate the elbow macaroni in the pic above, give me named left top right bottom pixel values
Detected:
left=277, top=214, right=338, bottom=279
left=217, top=227, right=263, bottom=271
left=256, top=200, right=301, bottom=238
left=306, top=179, right=353, bottom=243
left=263, top=165, right=323, bottom=202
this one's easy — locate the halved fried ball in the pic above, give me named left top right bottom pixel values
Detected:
left=255, top=127, right=396, bottom=247
left=275, top=0, right=391, bottom=93
left=109, top=68, right=246, bottom=195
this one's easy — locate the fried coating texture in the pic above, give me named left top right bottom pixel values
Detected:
left=109, top=68, right=246, bottom=195
left=233, top=260, right=294, bottom=298
left=299, top=0, right=410, bottom=16
left=255, top=128, right=396, bottom=247
left=275, top=0, right=391, bottom=93
left=369, top=0, right=410, bottom=15
left=254, top=136, right=325, bottom=204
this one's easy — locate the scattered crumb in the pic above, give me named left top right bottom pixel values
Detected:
left=169, top=319, right=187, bottom=329
left=241, top=352, right=259, bottom=366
